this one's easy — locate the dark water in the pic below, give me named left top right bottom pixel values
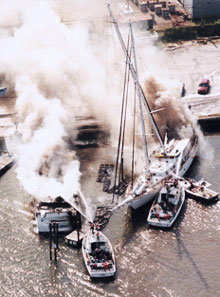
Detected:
left=1, top=133, right=220, bottom=297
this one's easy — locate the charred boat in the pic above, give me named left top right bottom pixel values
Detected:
left=35, top=197, right=79, bottom=234
left=147, top=178, right=185, bottom=228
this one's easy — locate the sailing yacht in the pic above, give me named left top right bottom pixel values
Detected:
left=125, top=135, right=198, bottom=209
left=107, top=5, right=199, bottom=211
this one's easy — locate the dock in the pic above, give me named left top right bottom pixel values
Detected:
left=181, top=94, right=220, bottom=130
left=198, top=113, right=220, bottom=130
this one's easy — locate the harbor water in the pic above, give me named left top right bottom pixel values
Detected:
left=0, top=131, right=220, bottom=297
left=1, top=1, right=220, bottom=296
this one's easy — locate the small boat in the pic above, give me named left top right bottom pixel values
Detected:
left=147, top=178, right=185, bottom=228
left=185, top=179, right=219, bottom=203
left=35, top=197, right=79, bottom=234
left=82, top=227, right=116, bottom=279
left=65, top=224, right=90, bottom=248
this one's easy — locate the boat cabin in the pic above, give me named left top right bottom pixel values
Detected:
left=87, top=234, right=113, bottom=270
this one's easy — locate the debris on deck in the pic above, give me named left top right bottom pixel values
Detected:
left=97, top=164, right=114, bottom=192
left=93, top=207, right=112, bottom=230
left=108, top=175, right=131, bottom=196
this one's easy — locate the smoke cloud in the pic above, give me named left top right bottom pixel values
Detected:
left=0, top=0, right=206, bottom=218
left=0, top=0, right=123, bottom=221
left=144, top=76, right=196, bottom=139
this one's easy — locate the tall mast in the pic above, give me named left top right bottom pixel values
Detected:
left=129, top=22, right=149, bottom=166
left=107, top=4, right=165, bottom=152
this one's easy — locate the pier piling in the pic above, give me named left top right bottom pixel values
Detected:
left=49, top=221, right=59, bottom=262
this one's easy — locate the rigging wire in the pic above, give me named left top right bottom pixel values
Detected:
left=132, top=81, right=137, bottom=187
left=107, top=4, right=165, bottom=155
left=112, top=33, right=131, bottom=204
left=120, top=38, right=131, bottom=185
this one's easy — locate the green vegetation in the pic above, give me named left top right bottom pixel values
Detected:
left=157, top=20, right=220, bottom=42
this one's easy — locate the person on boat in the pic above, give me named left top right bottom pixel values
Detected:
left=189, top=179, right=195, bottom=191
left=95, top=224, right=100, bottom=231
left=96, top=231, right=100, bottom=240
left=95, top=247, right=103, bottom=261
left=73, top=194, right=79, bottom=205
left=181, top=83, right=185, bottom=97
left=90, top=222, right=95, bottom=234
left=161, top=193, right=168, bottom=211
left=103, top=247, right=112, bottom=260
left=156, top=212, right=160, bottom=221
left=174, top=178, right=178, bottom=188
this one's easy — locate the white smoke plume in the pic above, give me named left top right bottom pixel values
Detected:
left=15, top=75, right=81, bottom=199
left=0, top=0, right=123, bottom=221
left=0, top=0, right=207, bottom=217
left=130, top=30, right=203, bottom=143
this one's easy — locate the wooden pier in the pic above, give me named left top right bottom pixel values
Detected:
left=198, top=114, right=220, bottom=131
left=49, top=222, right=59, bottom=262
left=181, top=94, right=220, bottom=130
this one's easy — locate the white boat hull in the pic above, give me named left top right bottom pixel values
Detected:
left=147, top=185, right=185, bottom=228
left=178, top=140, right=198, bottom=177
left=82, top=230, right=116, bottom=279
left=185, top=179, right=219, bottom=203
left=129, top=183, right=162, bottom=209
left=148, top=197, right=185, bottom=228
left=129, top=137, right=198, bottom=209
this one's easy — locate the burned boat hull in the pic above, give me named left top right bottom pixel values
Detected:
left=35, top=197, right=79, bottom=234
left=36, top=212, right=76, bottom=234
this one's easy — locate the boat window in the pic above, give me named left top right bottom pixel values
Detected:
left=91, top=241, right=105, bottom=251
left=161, top=193, right=167, bottom=201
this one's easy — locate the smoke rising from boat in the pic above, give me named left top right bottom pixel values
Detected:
left=144, top=76, right=193, bottom=138
left=143, top=75, right=208, bottom=159
left=0, top=0, right=120, bottom=221
left=0, top=0, right=209, bottom=217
